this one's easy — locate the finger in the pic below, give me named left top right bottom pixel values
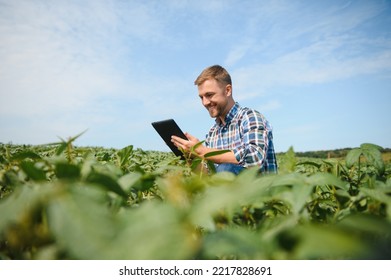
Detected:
left=185, top=132, right=198, bottom=142
left=171, top=136, right=186, bottom=149
left=171, top=135, right=183, bottom=144
left=171, top=136, right=179, bottom=146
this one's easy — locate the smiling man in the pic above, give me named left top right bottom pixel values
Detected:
left=171, top=65, right=277, bottom=175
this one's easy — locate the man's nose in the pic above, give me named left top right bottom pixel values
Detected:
left=202, top=96, right=210, bottom=106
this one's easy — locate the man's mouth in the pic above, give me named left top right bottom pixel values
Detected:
left=207, top=105, right=216, bottom=111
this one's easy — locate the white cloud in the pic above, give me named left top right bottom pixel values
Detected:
left=221, top=0, right=389, bottom=85
left=224, top=39, right=256, bottom=67
left=231, top=47, right=391, bottom=102
left=0, top=0, right=180, bottom=119
left=0, top=0, right=188, bottom=147
left=227, top=0, right=391, bottom=98
left=257, top=100, right=282, bottom=112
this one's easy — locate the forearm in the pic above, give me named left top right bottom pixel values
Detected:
left=195, top=145, right=239, bottom=164
left=171, top=133, right=239, bottom=164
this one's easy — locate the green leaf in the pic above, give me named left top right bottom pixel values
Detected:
left=360, top=143, right=383, bottom=151
left=112, top=202, right=195, bottom=259
left=360, top=188, right=391, bottom=205
left=361, top=143, right=385, bottom=174
left=191, top=157, right=202, bottom=170
left=189, top=168, right=263, bottom=230
left=20, top=160, right=47, bottom=181
left=55, top=142, right=68, bottom=156
left=206, top=160, right=216, bottom=173
left=49, top=130, right=88, bottom=156
left=297, top=161, right=321, bottom=169
left=66, top=129, right=88, bottom=143
left=202, top=227, right=264, bottom=259
left=278, top=146, right=297, bottom=174
left=117, top=145, right=133, bottom=167
left=0, top=184, right=54, bottom=232
left=49, top=195, right=195, bottom=259
left=47, top=185, right=117, bottom=259
left=86, top=172, right=127, bottom=198
left=291, top=222, right=367, bottom=259
left=204, top=149, right=231, bottom=158
left=131, top=173, right=157, bottom=192
left=118, top=172, right=142, bottom=192
left=307, top=172, right=347, bottom=190
left=270, top=172, right=306, bottom=188
left=11, top=150, right=42, bottom=161
left=345, top=148, right=362, bottom=168
left=290, top=183, right=314, bottom=214
left=55, top=162, right=81, bottom=179
left=191, top=140, right=205, bottom=153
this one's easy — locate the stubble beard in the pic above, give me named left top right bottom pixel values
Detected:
left=207, top=104, right=219, bottom=118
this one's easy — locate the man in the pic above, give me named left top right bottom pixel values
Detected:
left=171, top=65, right=277, bottom=175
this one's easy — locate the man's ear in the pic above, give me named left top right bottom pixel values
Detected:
left=225, top=84, right=232, bottom=97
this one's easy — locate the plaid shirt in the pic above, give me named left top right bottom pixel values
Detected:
left=205, top=102, right=278, bottom=173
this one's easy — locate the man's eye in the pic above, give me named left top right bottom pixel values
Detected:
left=200, top=93, right=214, bottom=100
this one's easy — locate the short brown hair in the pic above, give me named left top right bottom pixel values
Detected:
left=194, top=65, right=232, bottom=87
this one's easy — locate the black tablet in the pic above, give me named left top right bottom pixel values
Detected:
left=151, top=119, right=188, bottom=158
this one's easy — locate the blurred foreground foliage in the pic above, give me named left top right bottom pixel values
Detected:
left=0, top=139, right=390, bottom=260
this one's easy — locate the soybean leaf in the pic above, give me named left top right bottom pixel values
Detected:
left=307, top=173, right=347, bottom=190
left=297, top=161, right=321, bottom=169
left=11, top=150, right=42, bottom=161
left=118, top=172, right=142, bottom=192
left=290, top=183, right=314, bottom=214
left=48, top=185, right=117, bottom=259
left=86, top=172, right=127, bottom=198
left=0, top=184, right=53, bottom=232
left=117, top=145, right=133, bottom=168
left=191, top=141, right=205, bottom=153
left=20, top=160, right=47, bottom=181
left=55, top=142, right=68, bottom=156
left=206, top=160, right=216, bottom=174
left=204, top=149, right=231, bottom=158
left=190, top=157, right=202, bottom=171
left=291, top=223, right=367, bottom=259
left=131, top=173, right=156, bottom=192
left=360, top=143, right=383, bottom=151
left=360, top=188, right=391, bottom=205
left=345, top=148, right=362, bottom=168
left=55, top=162, right=81, bottom=179
left=202, top=227, right=264, bottom=259
left=112, top=202, right=195, bottom=259
left=361, top=143, right=385, bottom=175
left=278, top=146, right=297, bottom=174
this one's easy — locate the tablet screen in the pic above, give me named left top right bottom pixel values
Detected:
left=151, top=119, right=188, bottom=158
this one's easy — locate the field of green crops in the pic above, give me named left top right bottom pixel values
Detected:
left=0, top=135, right=390, bottom=260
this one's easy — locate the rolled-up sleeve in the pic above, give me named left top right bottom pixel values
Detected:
left=233, top=110, right=270, bottom=168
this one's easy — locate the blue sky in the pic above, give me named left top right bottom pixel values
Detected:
left=0, top=0, right=390, bottom=153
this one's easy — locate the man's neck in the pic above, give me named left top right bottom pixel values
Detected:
left=218, top=100, right=236, bottom=126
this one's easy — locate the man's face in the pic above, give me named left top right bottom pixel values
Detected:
left=198, top=79, right=232, bottom=121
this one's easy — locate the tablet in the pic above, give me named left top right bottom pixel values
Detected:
left=151, top=119, right=188, bottom=158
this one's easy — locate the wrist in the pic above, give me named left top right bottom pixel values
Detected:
left=195, top=145, right=208, bottom=158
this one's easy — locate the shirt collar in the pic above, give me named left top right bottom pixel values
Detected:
left=216, top=102, right=240, bottom=126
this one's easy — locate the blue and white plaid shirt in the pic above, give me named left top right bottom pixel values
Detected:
left=205, top=102, right=278, bottom=173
